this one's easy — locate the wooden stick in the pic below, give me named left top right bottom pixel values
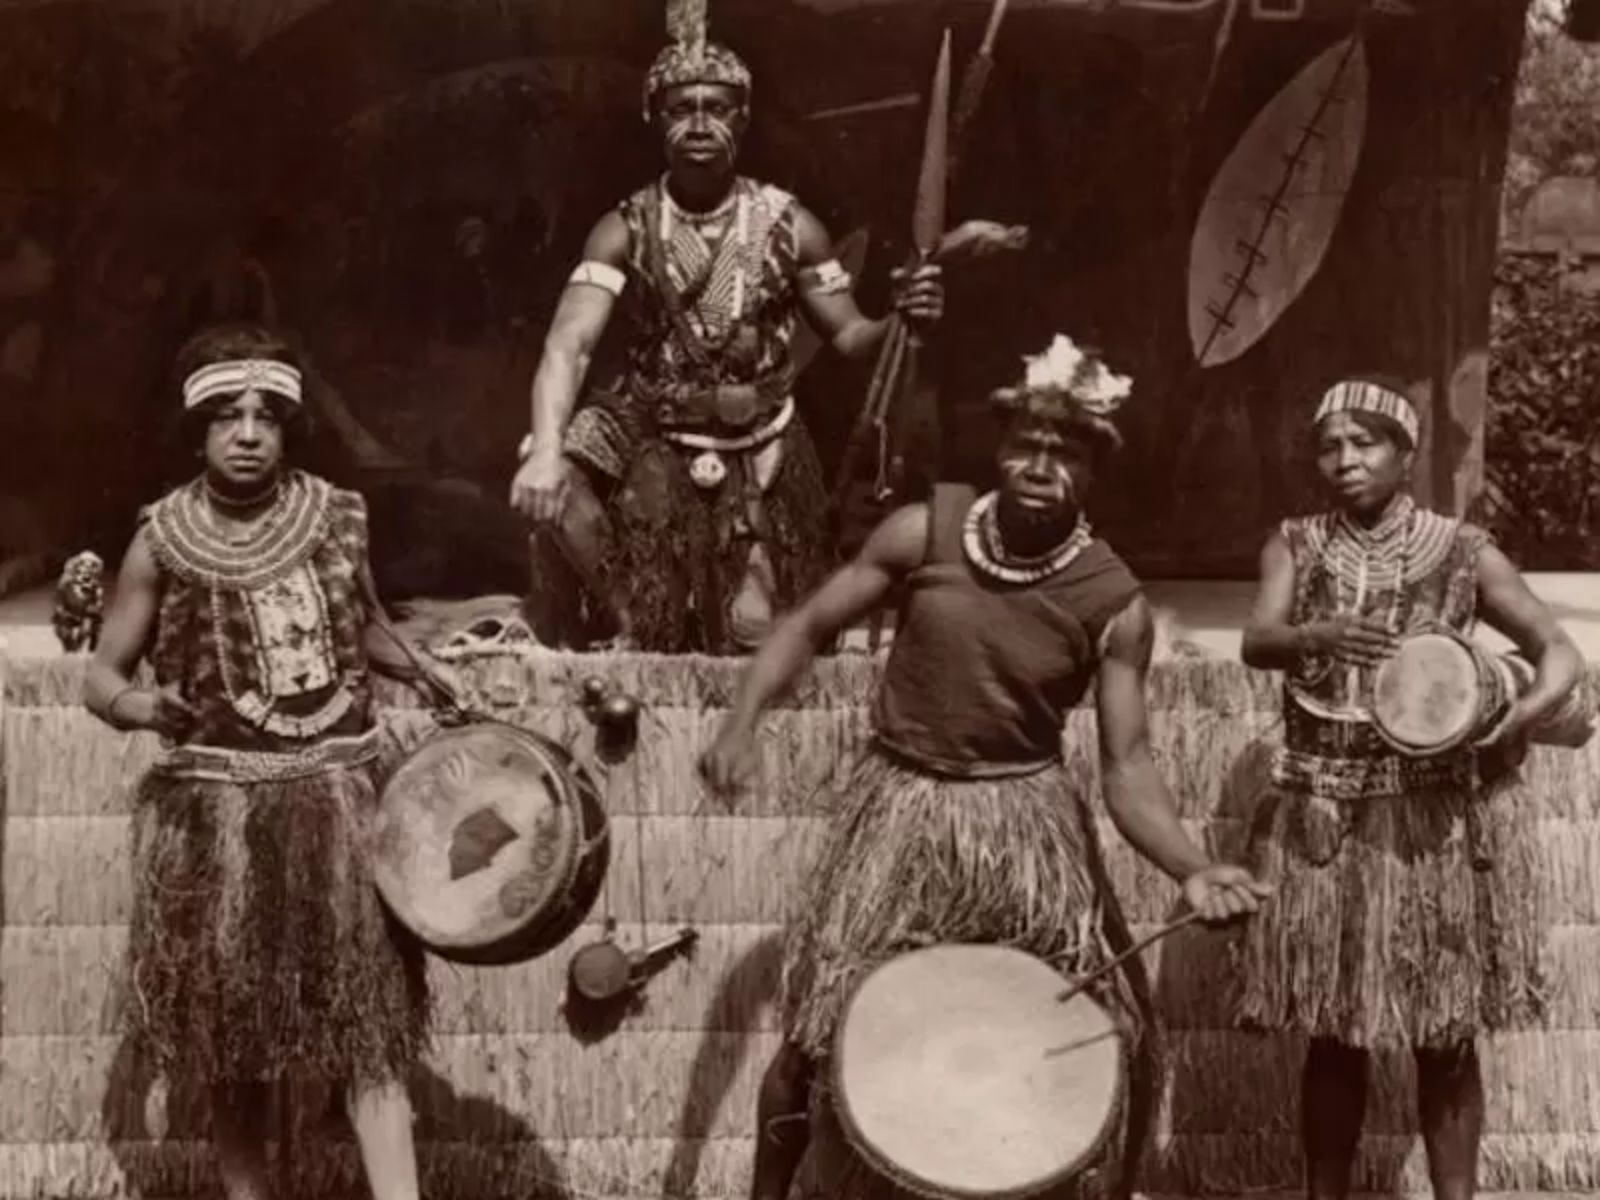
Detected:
left=1055, top=911, right=1202, bottom=1005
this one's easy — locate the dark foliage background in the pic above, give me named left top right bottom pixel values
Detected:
left=1484, top=2, right=1600, bottom=568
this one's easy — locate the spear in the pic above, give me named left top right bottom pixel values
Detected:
left=831, top=0, right=1015, bottom=518
left=831, top=28, right=951, bottom=516
left=950, top=0, right=1011, bottom=179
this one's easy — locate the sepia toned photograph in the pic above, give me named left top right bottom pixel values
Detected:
left=2, top=0, right=1599, bottom=1197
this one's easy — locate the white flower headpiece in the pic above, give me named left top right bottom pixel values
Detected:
left=1021, top=335, right=1133, bottom=415
left=990, top=335, right=1134, bottom=450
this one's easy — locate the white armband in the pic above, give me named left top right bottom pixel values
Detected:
left=799, top=258, right=854, bottom=296
left=568, top=261, right=627, bottom=296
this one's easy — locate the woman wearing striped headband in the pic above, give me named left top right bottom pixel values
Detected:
left=83, top=324, right=450, bottom=1200
left=1237, top=378, right=1583, bottom=1200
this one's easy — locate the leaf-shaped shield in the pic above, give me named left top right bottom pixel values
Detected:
left=1188, top=34, right=1369, bottom=369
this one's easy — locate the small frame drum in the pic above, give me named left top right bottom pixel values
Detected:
left=830, top=944, right=1127, bottom=1200
left=372, top=722, right=609, bottom=965
left=1372, top=630, right=1596, bottom=756
left=1371, top=630, right=1514, bottom=757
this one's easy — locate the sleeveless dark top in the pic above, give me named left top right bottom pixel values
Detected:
left=874, top=484, right=1142, bottom=777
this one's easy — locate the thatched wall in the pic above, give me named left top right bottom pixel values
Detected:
left=2, top=649, right=1599, bottom=1199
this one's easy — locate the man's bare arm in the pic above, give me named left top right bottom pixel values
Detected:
left=528, top=211, right=629, bottom=454
left=791, top=206, right=942, bottom=361
left=1097, top=595, right=1212, bottom=882
left=721, top=504, right=927, bottom=735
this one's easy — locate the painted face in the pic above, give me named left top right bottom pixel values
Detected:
left=1315, top=411, right=1412, bottom=515
left=657, top=83, right=746, bottom=173
left=203, top=388, right=287, bottom=492
left=995, top=420, right=1095, bottom=534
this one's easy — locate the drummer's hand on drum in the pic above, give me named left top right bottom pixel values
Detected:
left=1476, top=699, right=1534, bottom=780
left=1305, top=615, right=1398, bottom=669
left=1180, top=864, right=1272, bottom=926
left=698, top=722, right=759, bottom=804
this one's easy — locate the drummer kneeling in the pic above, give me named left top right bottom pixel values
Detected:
left=702, top=335, right=1271, bottom=1200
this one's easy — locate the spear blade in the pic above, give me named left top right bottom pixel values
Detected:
left=912, top=28, right=952, bottom=258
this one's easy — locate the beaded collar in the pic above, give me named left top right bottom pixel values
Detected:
left=1300, top=493, right=1459, bottom=599
left=962, top=491, right=1093, bottom=585
left=146, top=470, right=333, bottom=591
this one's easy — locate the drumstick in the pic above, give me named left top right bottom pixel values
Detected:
left=1055, top=911, right=1202, bottom=1004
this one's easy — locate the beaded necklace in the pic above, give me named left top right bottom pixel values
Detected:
left=149, top=470, right=332, bottom=591
left=962, top=491, right=1093, bottom=585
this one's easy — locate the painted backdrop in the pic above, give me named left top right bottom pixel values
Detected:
left=0, top=0, right=1529, bottom=585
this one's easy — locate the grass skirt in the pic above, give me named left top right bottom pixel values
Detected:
left=606, top=422, right=832, bottom=654
left=125, top=731, right=431, bottom=1087
left=783, top=748, right=1153, bottom=1200
left=1237, top=768, right=1548, bottom=1050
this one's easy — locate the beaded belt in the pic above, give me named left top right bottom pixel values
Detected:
left=1270, top=746, right=1473, bottom=801
left=660, top=396, right=794, bottom=453
left=153, top=725, right=383, bottom=784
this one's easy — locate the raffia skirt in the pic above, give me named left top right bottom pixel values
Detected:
left=567, top=403, right=832, bottom=654
left=1237, top=760, right=1548, bottom=1050
left=781, top=747, right=1153, bottom=1200
left=125, top=728, right=431, bottom=1087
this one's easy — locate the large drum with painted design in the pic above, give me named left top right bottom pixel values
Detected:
left=372, top=721, right=609, bottom=965
left=828, top=944, right=1128, bottom=1199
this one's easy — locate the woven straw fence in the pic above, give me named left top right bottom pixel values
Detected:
left=3, top=649, right=1600, bottom=1200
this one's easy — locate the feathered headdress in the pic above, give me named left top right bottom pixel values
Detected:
left=988, top=335, right=1134, bottom=449
left=642, top=0, right=752, bottom=120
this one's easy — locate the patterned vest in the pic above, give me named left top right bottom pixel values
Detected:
left=1274, top=496, right=1490, bottom=798
left=142, top=471, right=373, bottom=751
left=617, top=176, right=801, bottom=429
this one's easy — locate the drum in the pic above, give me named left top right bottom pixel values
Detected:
left=1372, top=629, right=1597, bottom=756
left=372, top=721, right=610, bottom=965
left=1371, top=630, right=1514, bottom=757
left=830, top=944, right=1127, bottom=1200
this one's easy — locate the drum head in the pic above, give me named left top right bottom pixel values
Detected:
left=833, top=944, right=1124, bottom=1200
left=373, top=723, right=606, bottom=965
left=1372, top=632, right=1480, bottom=753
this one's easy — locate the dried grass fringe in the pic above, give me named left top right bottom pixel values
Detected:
left=607, top=425, right=834, bottom=654
left=126, top=758, right=431, bottom=1086
left=780, top=748, right=1147, bottom=1059
left=1237, top=770, right=1548, bottom=1050
left=4, top=641, right=1298, bottom=714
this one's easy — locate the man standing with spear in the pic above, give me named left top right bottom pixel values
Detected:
left=508, top=0, right=945, bottom=654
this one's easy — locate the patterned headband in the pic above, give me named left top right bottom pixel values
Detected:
left=183, top=359, right=304, bottom=410
left=1314, top=380, right=1419, bottom=445
left=642, top=41, right=752, bottom=121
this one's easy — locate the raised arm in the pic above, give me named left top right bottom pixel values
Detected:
left=84, top=529, right=195, bottom=738
left=511, top=211, right=629, bottom=523
left=1097, top=595, right=1269, bottom=921
left=792, top=206, right=941, bottom=362
left=700, top=503, right=928, bottom=792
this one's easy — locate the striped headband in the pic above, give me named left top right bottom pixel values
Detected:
left=182, top=359, right=303, bottom=410
left=1314, top=380, right=1419, bottom=446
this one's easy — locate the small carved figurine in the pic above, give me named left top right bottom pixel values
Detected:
left=52, top=550, right=105, bottom=653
